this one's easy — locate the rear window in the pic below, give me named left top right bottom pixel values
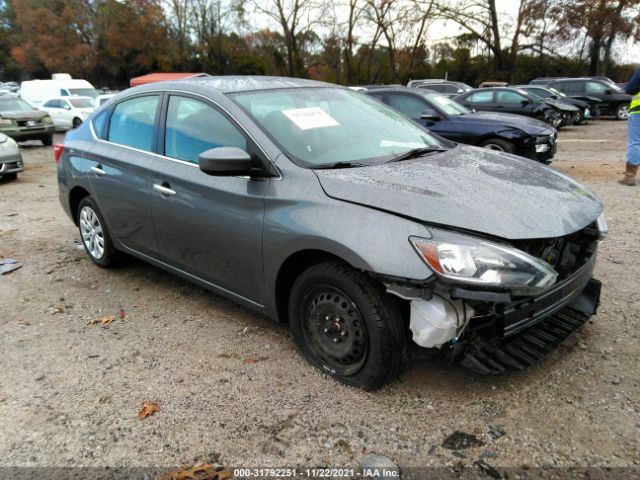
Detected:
left=108, top=95, right=159, bottom=151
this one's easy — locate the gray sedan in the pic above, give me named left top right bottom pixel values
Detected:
left=56, top=76, right=605, bottom=389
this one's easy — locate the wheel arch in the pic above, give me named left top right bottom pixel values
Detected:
left=274, top=249, right=359, bottom=324
left=69, top=186, right=91, bottom=225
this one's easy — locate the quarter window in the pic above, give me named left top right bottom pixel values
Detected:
left=466, top=90, right=494, bottom=103
left=92, top=109, right=109, bottom=139
left=164, top=96, right=246, bottom=164
left=108, top=95, right=159, bottom=151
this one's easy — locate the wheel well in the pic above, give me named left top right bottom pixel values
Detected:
left=275, top=250, right=348, bottom=323
left=69, top=186, right=90, bottom=225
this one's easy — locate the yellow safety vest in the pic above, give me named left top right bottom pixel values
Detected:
left=630, top=93, right=640, bottom=115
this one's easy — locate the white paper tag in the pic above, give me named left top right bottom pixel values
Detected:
left=380, top=140, right=426, bottom=148
left=281, top=107, right=340, bottom=130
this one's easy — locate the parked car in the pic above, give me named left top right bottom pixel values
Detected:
left=94, top=93, right=116, bottom=108
left=532, top=78, right=631, bottom=119
left=516, top=85, right=600, bottom=122
left=57, top=76, right=605, bottom=389
left=365, top=86, right=557, bottom=162
left=408, top=79, right=474, bottom=97
left=0, top=132, right=23, bottom=180
left=40, top=96, right=95, bottom=129
left=20, top=77, right=98, bottom=108
left=0, top=96, right=54, bottom=145
left=478, top=81, right=509, bottom=88
left=454, top=87, right=566, bottom=127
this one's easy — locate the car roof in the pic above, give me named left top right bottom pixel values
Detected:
left=44, top=96, right=94, bottom=102
left=131, top=75, right=333, bottom=95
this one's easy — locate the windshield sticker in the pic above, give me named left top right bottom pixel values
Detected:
left=380, top=140, right=426, bottom=148
left=281, top=107, right=340, bottom=130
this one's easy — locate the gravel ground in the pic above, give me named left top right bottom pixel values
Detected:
left=0, top=120, right=638, bottom=477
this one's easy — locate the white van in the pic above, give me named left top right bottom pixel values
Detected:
left=20, top=77, right=98, bottom=107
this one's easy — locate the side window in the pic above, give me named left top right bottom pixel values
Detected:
left=92, top=109, right=110, bottom=139
left=108, top=95, right=159, bottom=151
left=586, top=81, right=607, bottom=94
left=496, top=90, right=526, bottom=103
left=43, top=100, right=59, bottom=108
left=164, top=96, right=246, bottom=164
left=60, top=89, right=69, bottom=96
left=388, top=94, right=427, bottom=119
left=467, top=90, right=494, bottom=103
left=426, top=84, right=445, bottom=93
left=443, top=84, right=457, bottom=93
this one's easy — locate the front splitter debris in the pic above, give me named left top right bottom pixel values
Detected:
left=461, top=306, right=591, bottom=375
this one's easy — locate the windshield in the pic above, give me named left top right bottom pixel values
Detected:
left=69, top=98, right=94, bottom=108
left=421, top=92, right=471, bottom=116
left=0, top=98, right=34, bottom=111
left=458, top=83, right=473, bottom=91
left=69, top=88, right=98, bottom=98
left=231, top=87, right=444, bottom=167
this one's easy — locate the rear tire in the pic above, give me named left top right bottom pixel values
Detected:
left=288, top=261, right=408, bottom=390
left=478, top=138, right=515, bottom=153
left=77, top=196, right=118, bottom=267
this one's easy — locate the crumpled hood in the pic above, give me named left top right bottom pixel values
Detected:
left=543, top=99, right=579, bottom=112
left=314, top=145, right=602, bottom=240
left=0, top=110, right=47, bottom=121
left=464, top=111, right=553, bottom=135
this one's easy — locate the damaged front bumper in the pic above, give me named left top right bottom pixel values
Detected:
left=386, top=252, right=601, bottom=375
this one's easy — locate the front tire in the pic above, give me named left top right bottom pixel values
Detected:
left=72, top=117, right=82, bottom=129
left=42, top=136, right=53, bottom=146
left=478, top=138, right=515, bottom=153
left=2, top=173, right=17, bottom=181
left=77, top=196, right=117, bottom=267
left=288, top=261, right=408, bottom=390
left=615, top=104, right=629, bottom=120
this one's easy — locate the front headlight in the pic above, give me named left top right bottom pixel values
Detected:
left=410, top=231, right=558, bottom=294
left=596, top=212, right=608, bottom=238
left=0, top=117, right=15, bottom=126
left=43, top=115, right=53, bottom=124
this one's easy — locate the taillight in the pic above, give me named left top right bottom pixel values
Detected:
left=54, top=143, right=64, bottom=164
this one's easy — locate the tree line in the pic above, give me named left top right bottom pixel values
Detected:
left=0, top=0, right=638, bottom=89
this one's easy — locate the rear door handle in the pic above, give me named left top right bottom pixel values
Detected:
left=91, top=165, right=106, bottom=175
left=153, top=183, right=176, bottom=197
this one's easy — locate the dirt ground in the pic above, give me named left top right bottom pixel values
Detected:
left=0, top=119, right=638, bottom=477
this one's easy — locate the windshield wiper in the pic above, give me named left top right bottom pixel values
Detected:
left=385, top=147, right=446, bottom=164
left=313, top=161, right=369, bottom=170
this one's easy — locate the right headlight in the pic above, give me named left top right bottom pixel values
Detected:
left=410, top=230, right=558, bottom=295
left=0, top=117, right=15, bottom=126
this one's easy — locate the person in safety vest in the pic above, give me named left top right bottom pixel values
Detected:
left=621, top=67, right=640, bottom=185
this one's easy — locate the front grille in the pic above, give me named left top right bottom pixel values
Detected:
left=513, top=224, right=599, bottom=280
left=17, top=120, right=43, bottom=128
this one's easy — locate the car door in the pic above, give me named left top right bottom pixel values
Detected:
left=149, top=94, right=270, bottom=305
left=495, top=89, right=530, bottom=115
left=41, top=100, right=62, bottom=126
left=59, top=99, right=75, bottom=128
left=87, top=94, right=160, bottom=258
left=461, top=89, right=495, bottom=111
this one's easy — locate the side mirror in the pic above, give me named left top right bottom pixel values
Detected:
left=199, top=146, right=252, bottom=176
left=521, top=99, right=531, bottom=105
left=605, top=89, right=612, bottom=94
left=64, top=105, right=71, bottom=110
left=420, top=110, right=441, bottom=121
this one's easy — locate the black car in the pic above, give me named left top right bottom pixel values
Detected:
left=454, top=87, right=570, bottom=128
left=366, top=87, right=557, bottom=163
left=516, top=85, right=598, bottom=123
left=534, top=78, right=631, bottom=119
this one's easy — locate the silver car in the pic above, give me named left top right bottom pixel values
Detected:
left=0, top=133, right=23, bottom=180
left=56, top=76, right=605, bottom=390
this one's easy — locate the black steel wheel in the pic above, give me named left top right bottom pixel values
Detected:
left=289, top=261, right=408, bottom=390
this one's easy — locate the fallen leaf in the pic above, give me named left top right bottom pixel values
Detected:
left=137, top=401, right=160, bottom=419
left=87, top=316, right=115, bottom=326
left=160, top=464, right=232, bottom=480
left=242, top=356, right=268, bottom=364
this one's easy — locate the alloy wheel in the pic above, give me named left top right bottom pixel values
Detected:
left=79, top=206, right=105, bottom=260
left=482, top=143, right=505, bottom=152
left=617, top=106, right=629, bottom=120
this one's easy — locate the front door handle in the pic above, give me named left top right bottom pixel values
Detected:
left=153, top=183, right=176, bottom=197
left=91, top=165, right=106, bottom=175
